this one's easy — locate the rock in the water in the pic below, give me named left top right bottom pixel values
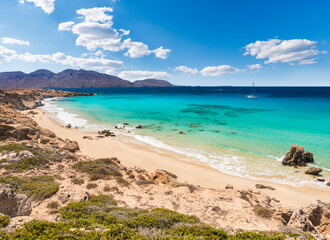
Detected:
left=326, top=182, right=330, bottom=187
left=136, top=125, right=143, bottom=129
left=305, top=167, right=322, bottom=176
left=63, top=139, right=80, bottom=153
left=0, top=184, right=32, bottom=218
left=282, top=144, right=314, bottom=167
left=316, top=178, right=325, bottom=182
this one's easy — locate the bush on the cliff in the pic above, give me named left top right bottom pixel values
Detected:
left=0, top=175, right=60, bottom=200
left=0, top=214, right=10, bottom=228
left=1, top=143, right=62, bottom=172
left=0, top=125, right=15, bottom=141
left=73, top=158, right=122, bottom=178
left=0, top=194, right=316, bottom=239
left=253, top=204, right=274, bottom=219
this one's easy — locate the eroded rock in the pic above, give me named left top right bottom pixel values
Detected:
left=305, top=167, right=322, bottom=176
left=282, top=145, right=314, bottom=167
left=0, top=184, right=32, bottom=218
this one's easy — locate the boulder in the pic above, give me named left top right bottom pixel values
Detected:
left=58, top=190, right=90, bottom=204
left=0, top=150, right=34, bottom=164
left=152, top=169, right=178, bottom=186
left=0, top=184, right=32, bottom=218
left=63, top=140, right=80, bottom=153
left=282, top=144, right=314, bottom=167
left=305, top=167, right=322, bottom=176
left=136, top=125, right=143, bottom=129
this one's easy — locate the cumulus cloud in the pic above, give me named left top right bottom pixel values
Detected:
left=59, top=7, right=170, bottom=59
left=118, top=71, right=169, bottom=81
left=244, top=39, right=325, bottom=65
left=247, top=64, right=262, bottom=70
left=174, top=65, right=198, bottom=74
left=200, top=65, right=239, bottom=77
left=0, top=45, right=123, bottom=72
left=2, top=37, right=30, bottom=46
left=58, top=21, right=75, bottom=31
left=19, top=0, right=55, bottom=14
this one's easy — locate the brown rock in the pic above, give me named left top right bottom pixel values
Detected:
left=255, top=184, right=275, bottom=190
left=136, top=125, right=143, bottom=129
left=225, top=184, right=234, bottom=189
left=63, top=139, right=80, bottom=153
left=305, top=167, right=322, bottom=176
left=282, top=144, right=314, bottom=167
left=0, top=184, right=32, bottom=217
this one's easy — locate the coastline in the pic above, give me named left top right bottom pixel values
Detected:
left=29, top=107, right=330, bottom=207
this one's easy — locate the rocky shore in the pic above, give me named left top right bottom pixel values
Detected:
left=0, top=89, right=329, bottom=239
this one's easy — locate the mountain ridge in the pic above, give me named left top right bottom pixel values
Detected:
left=0, top=69, right=174, bottom=89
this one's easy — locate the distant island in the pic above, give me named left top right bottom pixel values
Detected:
left=0, top=69, right=174, bottom=89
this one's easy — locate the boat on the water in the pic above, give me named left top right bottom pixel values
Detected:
left=246, top=82, right=258, bottom=99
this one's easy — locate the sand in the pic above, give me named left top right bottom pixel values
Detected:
left=28, top=108, right=330, bottom=207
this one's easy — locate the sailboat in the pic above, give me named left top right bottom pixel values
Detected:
left=245, top=82, right=258, bottom=99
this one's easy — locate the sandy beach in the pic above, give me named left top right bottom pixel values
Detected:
left=29, top=108, right=330, bottom=207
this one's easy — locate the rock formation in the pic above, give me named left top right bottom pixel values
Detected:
left=0, top=184, right=32, bottom=218
left=305, top=167, right=323, bottom=176
left=282, top=144, right=314, bottom=166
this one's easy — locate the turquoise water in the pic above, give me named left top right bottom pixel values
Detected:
left=43, top=87, right=330, bottom=188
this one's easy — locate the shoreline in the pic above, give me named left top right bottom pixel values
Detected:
left=29, top=107, right=330, bottom=207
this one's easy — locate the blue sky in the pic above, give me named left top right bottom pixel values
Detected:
left=0, top=0, right=329, bottom=86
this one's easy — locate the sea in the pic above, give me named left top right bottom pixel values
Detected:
left=42, top=87, right=330, bottom=189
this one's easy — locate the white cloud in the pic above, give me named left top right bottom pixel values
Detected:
left=118, top=71, right=169, bottom=81
left=244, top=39, right=325, bottom=65
left=58, top=7, right=170, bottom=59
left=247, top=64, right=262, bottom=70
left=200, top=65, right=239, bottom=77
left=0, top=45, right=123, bottom=72
left=2, top=37, right=30, bottom=46
left=19, top=0, right=55, bottom=14
left=77, top=7, right=113, bottom=23
left=58, top=21, right=75, bottom=31
left=119, top=29, right=130, bottom=36
left=153, top=46, right=171, bottom=59
left=174, top=65, right=198, bottom=74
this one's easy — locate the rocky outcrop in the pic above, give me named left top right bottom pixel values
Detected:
left=0, top=184, right=32, bottom=218
left=152, top=169, right=178, bottom=186
left=62, top=139, right=80, bottom=153
left=0, top=89, right=93, bottom=111
left=0, top=150, right=34, bottom=164
left=282, top=144, right=314, bottom=167
left=305, top=167, right=322, bottom=176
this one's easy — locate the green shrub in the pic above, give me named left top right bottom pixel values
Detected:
left=86, top=183, right=97, bottom=189
left=1, top=143, right=62, bottom=172
left=71, top=178, right=85, bottom=185
left=253, top=205, right=274, bottom=219
left=0, top=215, right=10, bottom=228
left=73, top=158, right=122, bottom=179
left=0, top=125, right=15, bottom=141
left=47, top=201, right=60, bottom=209
left=0, top=175, right=60, bottom=200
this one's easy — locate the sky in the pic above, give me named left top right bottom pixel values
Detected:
left=0, top=0, right=329, bottom=86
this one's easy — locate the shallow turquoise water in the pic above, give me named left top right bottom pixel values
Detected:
left=43, top=87, right=330, bottom=187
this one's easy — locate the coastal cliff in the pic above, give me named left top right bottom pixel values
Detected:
left=0, top=89, right=329, bottom=239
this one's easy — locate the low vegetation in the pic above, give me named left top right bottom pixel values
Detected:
left=253, top=204, right=274, bottom=219
left=0, top=215, right=10, bottom=228
left=73, top=158, right=122, bottom=178
left=0, top=143, right=62, bottom=172
left=0, top=175, right=60, bottom=200
left=0, top=195, right=313, bottom=239
left=0, top=125, right=15, bottom=141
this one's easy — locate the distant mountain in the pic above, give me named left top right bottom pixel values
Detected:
left=132, top=79, right=174, bottom=87
left=0, top=69, right=174, bottom=89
